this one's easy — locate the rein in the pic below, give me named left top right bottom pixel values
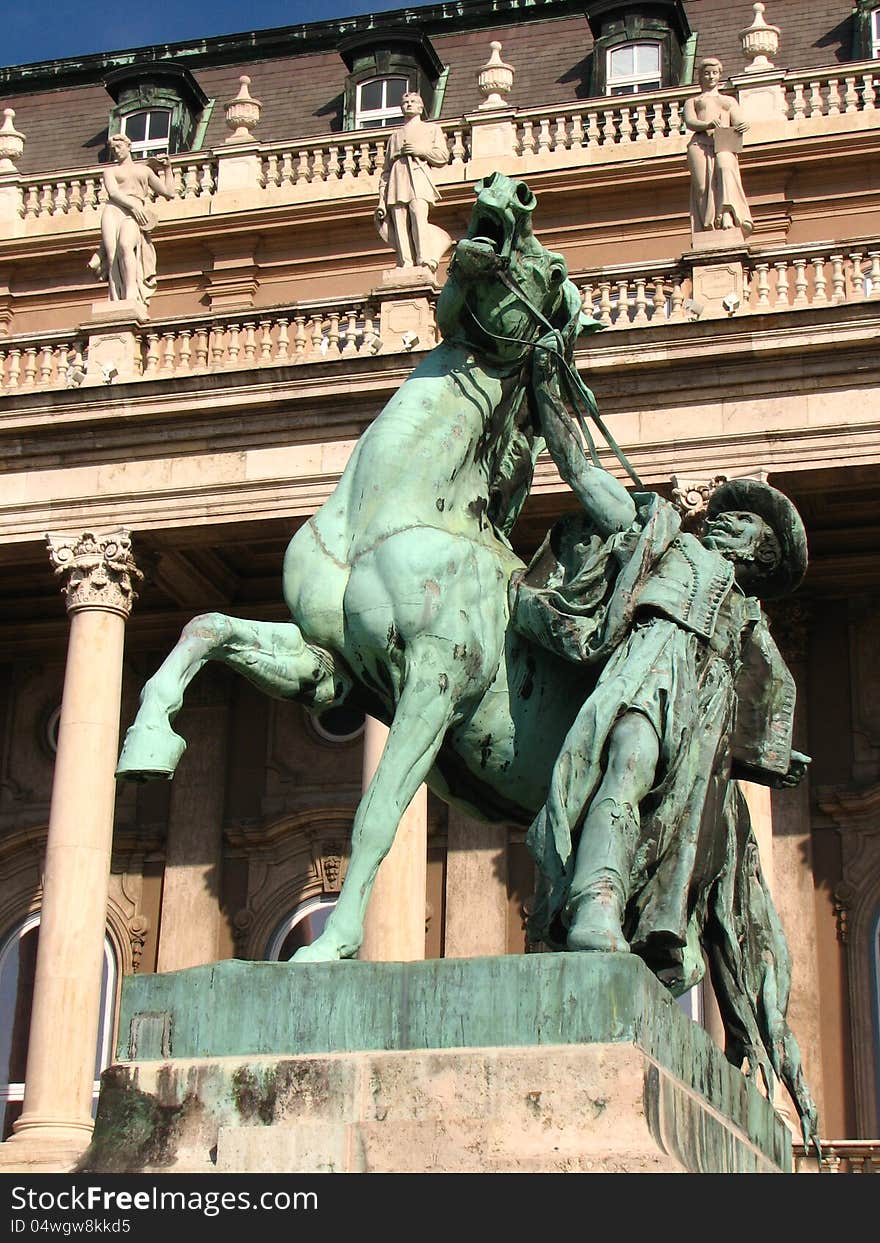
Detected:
left=463, top=265, right=643, bottom=488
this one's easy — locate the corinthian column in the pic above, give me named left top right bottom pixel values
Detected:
left=6, top=531, right=140, bottom=1164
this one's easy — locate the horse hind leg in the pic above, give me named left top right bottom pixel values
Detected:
left=117, top=613, right=332, bottom=781
left=293, top=647, right=458, bottom=962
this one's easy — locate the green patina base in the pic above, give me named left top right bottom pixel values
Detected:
left=82, top=954, right=792, bottom=1173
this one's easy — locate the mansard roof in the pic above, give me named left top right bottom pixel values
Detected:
left=0, top=0, right=861, bottom=175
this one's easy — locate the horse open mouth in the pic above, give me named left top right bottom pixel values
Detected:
left=468, top=210, right=507, bottom=255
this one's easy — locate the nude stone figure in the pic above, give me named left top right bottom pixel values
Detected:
left=684, top=58, right=753, bottom=239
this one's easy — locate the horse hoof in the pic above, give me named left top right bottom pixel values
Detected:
left=291, top=941, right=341, bottom=963
left=116, top=722, right=186, bottom=781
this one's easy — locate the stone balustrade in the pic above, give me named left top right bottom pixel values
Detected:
left=745, top=245, right=880, bottom=310
left=794, top=1139, right=880, bottom=1173
left=1, top=60, right=878, bottom=233
left=1, top=239, right=879, bottom=395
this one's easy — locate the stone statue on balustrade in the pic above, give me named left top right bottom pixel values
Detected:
left=88, top=132, right=175, bottom=317
left=116, top=171, right=817, bottom=1149
left=684, top=58, right=753, bottom=246
left=374, top=92, right=453, bottom=282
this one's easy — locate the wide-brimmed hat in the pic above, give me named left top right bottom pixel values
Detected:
left=706, top=478, right=808, bottom=599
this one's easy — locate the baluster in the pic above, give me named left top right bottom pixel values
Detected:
left=342, top=311, right=359, bottom=355
left=868, top=251, right=880, bottom=298
left=849, top=252, right=866, bottom=299
left=633, top=279, right=649, bottom=324
left=807, top=80, right=823, bottom=117
left=40, top=184, right=54, bottom=216
left=652, top=278, right=668, bottom=321
left=311, top=315, right=324, bottom=358
left=178, top=330, right=192, bottom=371
left=209, top=326, right=224, bottom=368
left=602, top=109, right=618, bottom=145
left=829, top=254, right=846, bottom=303
left=276, top=318, right=290, bottom=362
left=374, top=139, right=387, bottom=180
left=38, top=344, right=55, bottom=386
left=791, top=82, right=806, bottom=120
left=634, top=105, right=649, bottom=142
left=84, top=177, right=99, bottom=211
left=361, top=307, right=379, bottom=354
left=358, top=142, right=371, bottom=176
left=845, top=76, right=859, bottom=113
left=24, top=185, right=40, bottom=217
left=201, top=162, right=215, bottom=195
left=449, top=129, right=465, bottom=166
left=669, top=278, right=685, bottom=321
left=754, top=263, right=771, bottom=309
left=51, top=182, right=67, bottom=215
left=293, top=314, right=307, bottom=360
left=519, top=120, right=535, bottom=155
left=243, top=322, right=257, bottom=365
left=598, top=281, right=613, bottom=325
left=313, top=148, right=329, bottom=182
left=827, top=79, right=841, bottom=116
left=792, top=258, right=809, bottom=306
left=326, top=146, right=341, bottom=179
left=184, top=164, right=199, bottom=197
left=579, top=283, right=595, bottom=317
left=342, top=144, right=357, bottom=177
left=68, top=180, right=82, bottom=212
left=811, top=256, right=828, bottom=304
left=227, top=324, right=241, bottom=365
left=668, top=100, right=682, bottom=133
left=554, top=116, right=568, bottom=152
left=193, top=327, right=209, bottom=369
left=570, top=113, right=584, bottom=150
left=143, top=334, right=160, bottom=377
left=651, top=101, right=667, bottom=138
left=861, top=71, right=876, bottom=111
left=618, top=107, right=632, bottom=144
left=161, top=333, right=176, bottom=375
left=327, top=312, right=341, bottom=357
left=6, top=348, right=21, bottom=390
left=262, top=154, right=276, bottom=188
left=173, top=167, right=185, bottom=197
left=259, top=320, right=274, bottom=363
left=23, top=347, right=38, bottom=387
left=586, top=110, right=600, bottom=147
left=537, top=118, right=552, bottom=154
left=0, top=350, right=7, bottom=390
left=773, top=261, right=790, bottom=308
left=615, top=280, right=631, bottom=325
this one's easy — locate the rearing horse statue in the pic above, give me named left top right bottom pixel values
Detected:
left=116, top=174, right=819, bottom=1143
left=118, top=172, right=618, bottom=960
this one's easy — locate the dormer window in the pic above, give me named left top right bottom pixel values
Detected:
left=853, top=1, right=880, bottom=59
left=586, top=1, right=692, bottom=97
left=607, top=42, right=663, bottom=95
left=120, top=108, right=171, bottom=158
left=872, top=8, right=880, bottom=55
left=103, top=61, right=208, bottom=159
left=355, top=76, right=410, bottom=129
left=338, top=27, right=443, bottom=131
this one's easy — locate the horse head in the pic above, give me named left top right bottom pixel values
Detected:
left=438, top=172, right=587, bottom=365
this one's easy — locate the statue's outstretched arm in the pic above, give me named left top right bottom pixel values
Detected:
left=532, top=343, right=635, bottom=537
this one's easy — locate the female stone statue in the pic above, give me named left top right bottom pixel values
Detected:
left=684, top=58, right=753, bottom=237
left=89, top=132, right=176, bottom=306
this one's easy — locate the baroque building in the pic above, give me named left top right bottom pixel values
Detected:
left=0, top=0, right=878, bottom=1171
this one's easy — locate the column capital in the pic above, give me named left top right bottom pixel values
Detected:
left=46, top=528, right=142, bottom=618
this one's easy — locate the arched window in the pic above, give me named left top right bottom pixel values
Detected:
left=606, top=42, right=662, bottom=96
left=355, top=76, right=410, bottom=129
left=0, top=914, right=117, bottom=1140
left=120, top=108, right=172, bottom=159
left=266, top=897, right=338, bottom=961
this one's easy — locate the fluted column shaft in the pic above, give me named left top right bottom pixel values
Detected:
left=10, top=531, right=140, bottom=1157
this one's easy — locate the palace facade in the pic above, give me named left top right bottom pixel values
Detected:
left=0, top=0, right=879, bottom=1171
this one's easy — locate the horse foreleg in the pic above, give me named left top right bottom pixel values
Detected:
left=292, top=659, right=457, bottom=962
left=116, top=613, right=326, bottom=781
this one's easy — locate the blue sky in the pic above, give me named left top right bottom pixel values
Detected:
left=3, top=1, right=437, bottom=68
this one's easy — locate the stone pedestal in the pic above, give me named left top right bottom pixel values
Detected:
left=80, top=954, right=791, bottom=1174
left=81, top=311, right=146, bottom=385
left=686, top=249, right=749, bottom=319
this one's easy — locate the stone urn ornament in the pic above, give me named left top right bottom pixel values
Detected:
left=477, top=42, right=514, bottom=110
left=0, top=109, right=25, bottom=172
left=225, top=76, right=262, bottom=143
left=740, top=3, right=780, bottom=73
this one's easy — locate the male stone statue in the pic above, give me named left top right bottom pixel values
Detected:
left=88, top=132, right=176, bottom=309
left=375, top=92, right=453, bottom=276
